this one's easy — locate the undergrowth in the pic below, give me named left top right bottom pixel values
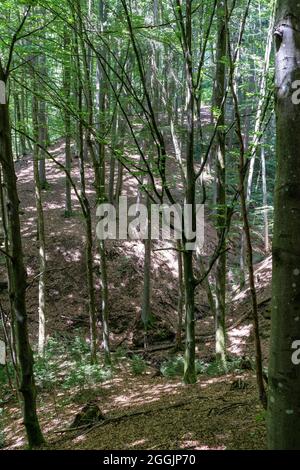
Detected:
left=1, top=336, right=254, bottom=400
left=160, top=354, right=252, bottom=378
left=130, top=354, right=147, bottom=375
left=0, top=408, right=5, bottom=448
left=33, top=335, right=114, bottom=392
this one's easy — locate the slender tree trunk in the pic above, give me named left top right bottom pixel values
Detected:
left=37, top=52, right=47, bottom=189
left=32, top=91, right=47, bottom=356
left=108, top=111, right=118, bottom=204
left=115, top=160, right=123, bottom=201
left=261, top=145, right=269, bottom=253
left=63, top=30, right=72, bottom=218
left=183, top=249, right=196, bottom=384
left=214, top=0, right=227, bottom=367
left=79, top=121, right=98, bottom=365
left=0, top=73, right=44, bottom=448
left=246, top=3, right=275, bottom=202
left=0, top=166, right=20, bottom=390
left=239, top=231, right=246, bottom=289
left=14, top=92, right=26, bottom=158
left=182, top=0, right=197, bottom=385
left=141, top=181, right=152, bottom=350
left=96, top=0, right=108, bottom=197
left=114, top=109, right=126, bottom=202
left=197, top=254, right=216, bottom=322
left=90, top=0, right=112, bottom=365
left=176, top=240, right=184, bottom=349
left=74, top=29, right=98, bottom=364
left=99, top=238, right=110, bottom=365
left=228, top=25, right=267, bottom=408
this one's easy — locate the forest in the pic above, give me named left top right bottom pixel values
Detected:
left=0, top=0, right=300, bottom=453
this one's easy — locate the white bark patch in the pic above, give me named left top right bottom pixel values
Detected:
left=293, top=269, right=300, bottom=276
left=285, top=410, right=294, bottom=415
left=0, top=340, right=5, bottom=365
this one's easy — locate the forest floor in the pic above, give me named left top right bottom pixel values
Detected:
left=0, top=139, right=271, bottom=450
left=3, top=362, right=266, bottom=450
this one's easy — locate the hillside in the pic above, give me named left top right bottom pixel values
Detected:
left=1, top=141, right=272, bottom=450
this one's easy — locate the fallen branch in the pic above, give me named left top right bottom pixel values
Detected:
left=208, top=401, right=249, bottom=416
left=127, top=343, right=176, bottom=355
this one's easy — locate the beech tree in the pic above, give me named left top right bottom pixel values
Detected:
left=214, top=0, right=227, bottom=367
left=0, top=8, right=44, bottom=447
left=267, top=0, right=300, bottom=449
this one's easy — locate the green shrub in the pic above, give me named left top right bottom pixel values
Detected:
left=0, top=364, right=14, bottom=388
left=204, top=356, right=253, bottom=376
left=255, top=409, right=267, bottom=422
left=112, top=347, right=128, bottom=365
left=33, top=335, right=114, bottom=391
left=33, top=336, right=65, bottom=390
left=160, top=356, right=206, bottom=378
left=130, top=354, right=146, bottom=375
left=63, top=363, right=112, bottom=389
left=0, top=366, right=6, bottom=387
left=205, top=360, right=226, bottom=376
left=0, top=408, right=5, bottom=448
left=68, top=336, right=90, bottom=361
left=195, top=359, right=207, bottom=375
left=160, top=356, right=184, bottom=377
left=45, top=336, right=62, bottom=355
left=34, top=354, right=59, bottom=391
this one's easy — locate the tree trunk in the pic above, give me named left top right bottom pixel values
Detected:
left=0, top=74, right=44, bottom=448
left=96, top=0, right=108, bottom=197
left=141, top=185, right=152, bottom=350
left=32, top=91, right=47, bottom=356
left=183, top=249, right=196, bottom=384
left=63, top=30, right=72, bottom=218
left=214, top=0, right=227, bottom=367
left=37, top=52, right=48, bottom=189
left=261, top=145, right=269, bottom=253
left=227, top=3, right=267, bottom=408
left=182, top=0, right=196, bottom=385
left=246, top=3, right=275, bottom=202
left=176, top=240, right=184, bottom=349
left=99, top=238, right=111, bottom=365
left=14, top=91, right=26, bottom=158
left=0, top=165, right=20, bottom=390
left=267, top=0, right=300, bottom=449
left=73, top=28, right=98, bottom=364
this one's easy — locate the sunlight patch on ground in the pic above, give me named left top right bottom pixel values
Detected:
left=128, top=438, right=147, bottom=448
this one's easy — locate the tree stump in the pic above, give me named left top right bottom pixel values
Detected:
left=70, top=402, right=105, bottom=429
